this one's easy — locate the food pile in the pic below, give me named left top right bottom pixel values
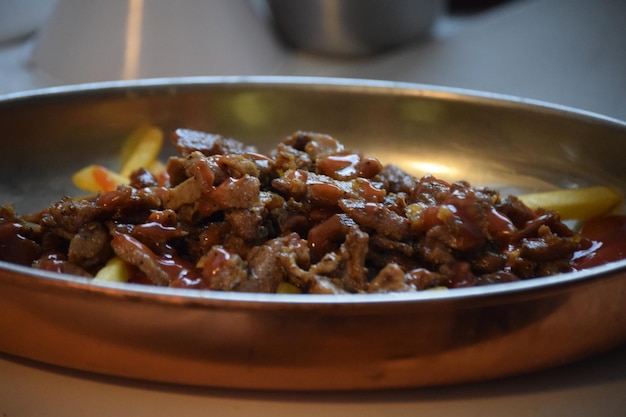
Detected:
left=0, top=128, right=619, bottom=294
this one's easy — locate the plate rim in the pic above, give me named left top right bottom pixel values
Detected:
left=1, top=75, right=625, bottom=126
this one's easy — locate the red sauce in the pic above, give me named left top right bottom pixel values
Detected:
left=159, top=248, right=203, bottom=288
left=132, top=222, right=181, bottom=242
left=573, top=215, right=626, bottom=269
left=198, top=176, right=243, bottom=216
left=0, top=222, right=41, bottom=266
left=35, top=253, right=68, bottom=273
left=317, top=154, right=361, bottom=179
left=307, top=215, right=347, bottom=262
left=113, top=233, right=202, bottom=287
left=355, top=178, right=386, bottom=203
left=486, top=207, right=516, bottom=239
left=307, top=181, right=345, bottom=206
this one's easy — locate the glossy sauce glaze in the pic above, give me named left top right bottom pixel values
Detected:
left=574, top=215, right=626, bottom=269
left=1, top=130, right=624, bottom=293
left=4, top=214, right=626, bottom=281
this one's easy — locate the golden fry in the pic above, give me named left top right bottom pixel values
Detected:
left=120, top=125, right=164, bottom=178
left=518, top=185, right=622, bottom=221
left=120, top=123, right=153, bottom=166
left=276, top=282, right=302, bottom=294
left=72, top=164, right=130, bottom=193
left=73, top=125, right=165, bottom=193
left=94, top=256, right=132, bottom=282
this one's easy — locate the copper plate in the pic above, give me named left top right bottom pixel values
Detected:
left=1, top=77, right=625, bottom=391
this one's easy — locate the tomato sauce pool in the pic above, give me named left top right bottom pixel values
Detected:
left=573, top=215, right=626, bottom=269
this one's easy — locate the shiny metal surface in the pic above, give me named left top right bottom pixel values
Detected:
left=0, top=77, right=625, bottom=391
left=266, top=0, right=445, bottom=56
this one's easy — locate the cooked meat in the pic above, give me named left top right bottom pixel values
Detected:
left=129, top=167, right=159, bottom=188
left=199, top=246, right=248, bottom=291
left=172, top=129, right=257, bottom=157
left=68, top=221, right=112, bottom=270
left=40, top=197, right=102, bottom=239
left=0, top=206, right=42, bottom=266
left=241, top=242, right=286, bottom=293
left=0, top=130, right=591, bottom=294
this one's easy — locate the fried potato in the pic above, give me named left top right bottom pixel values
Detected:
left=276, top=282, right=302, bottom=294
left=73, top=125, right=165, bottom=193
left=120, top=124, right=164, bottom=178
left=72, top=164, right=130, bottom=193
left=518, top=185, right=622, bottom=221
left=94, top=256, right=132, bottom=282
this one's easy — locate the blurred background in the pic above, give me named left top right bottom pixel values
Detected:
left=1, top=0, right=625, bottom=121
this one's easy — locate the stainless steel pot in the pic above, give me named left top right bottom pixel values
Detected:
left=266, top=0, right=445, bottom=55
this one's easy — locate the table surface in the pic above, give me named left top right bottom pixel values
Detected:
left=1, top=0, right=625, bottom=415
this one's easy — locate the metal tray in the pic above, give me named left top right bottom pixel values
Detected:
left=1, top=77, right=625, bottom=391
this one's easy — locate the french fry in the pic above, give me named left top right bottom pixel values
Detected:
left=72, top=125, right=165, bottom=194
left=276, top=282, right=302, bottom=294
left=94, top=256, right=132, bottom=282
left=120, top=124, right=164, bottom=178
left=120, top=123, right=152, bottom=165
left=72, top=164, right=130, bottom=193
left=518, top=185, right=622, bottom=221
